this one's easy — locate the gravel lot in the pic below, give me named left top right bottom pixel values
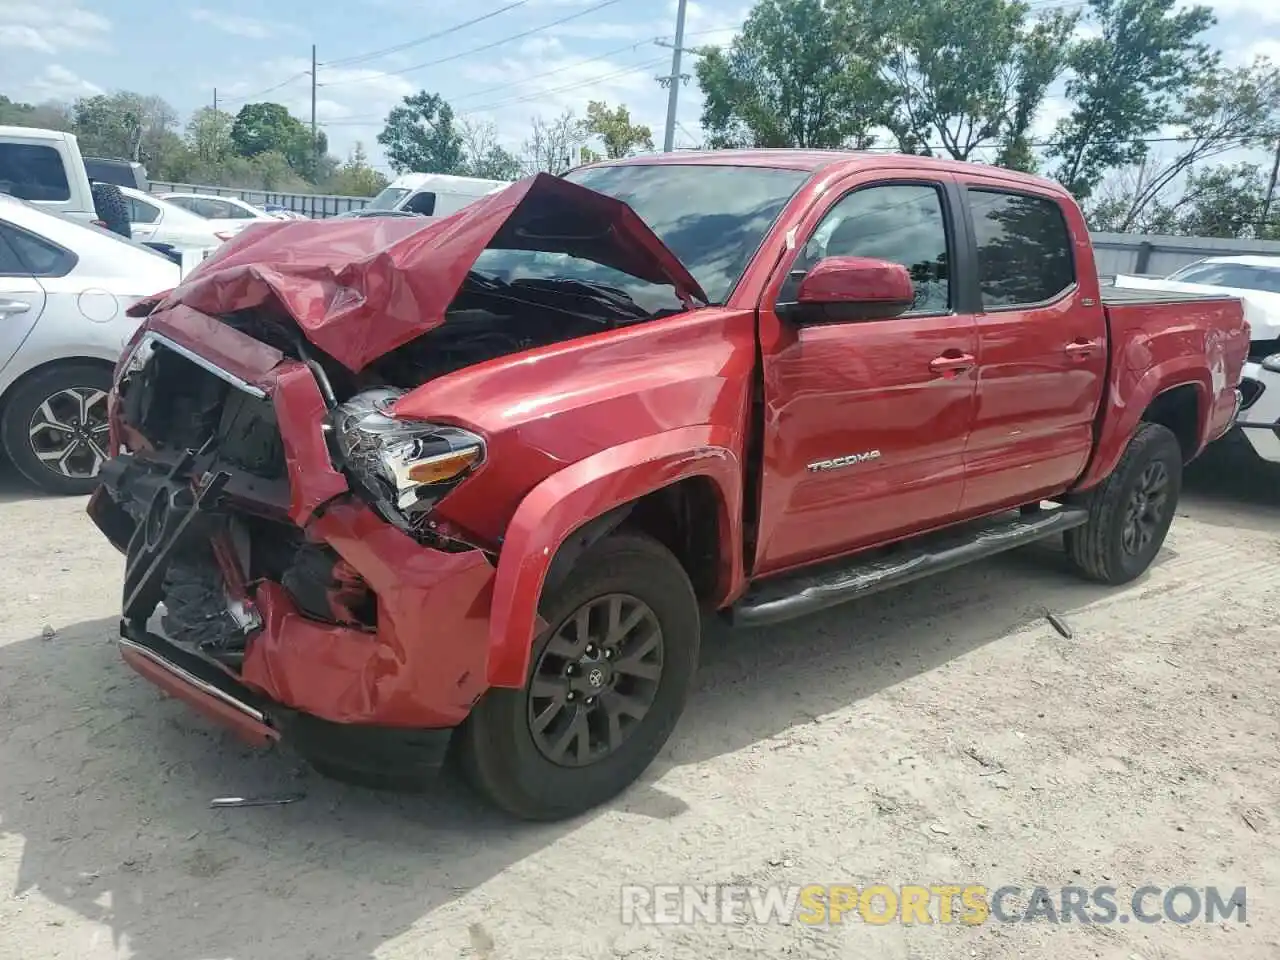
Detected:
left=2, top=446, right=1279, bottom=960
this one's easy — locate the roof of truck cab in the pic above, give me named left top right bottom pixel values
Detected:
left=576, top=148, right=1070, bottom=192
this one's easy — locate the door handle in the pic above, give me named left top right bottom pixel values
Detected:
left=928, top=353, right=975, bottom=376
left=1064, top=340, right=1097, bottom=359
left=0, top=298, right=31, bottom=317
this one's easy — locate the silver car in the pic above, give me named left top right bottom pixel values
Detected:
left=0, top=194, right=180, bottom=494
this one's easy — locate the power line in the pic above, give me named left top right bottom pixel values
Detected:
left=219, top=71, right=311, bottom=108
left=452, top=38, right=660, bottom=103
left=320, top=1, right=532, bottom=69
left=317, top=0, right=629, bottom=88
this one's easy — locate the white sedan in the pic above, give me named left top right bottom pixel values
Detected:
left=120, top=186, right=229, bottom=249
left=1114, top=255, right=1280, bottom=466
left=157, top=192, right=278, bottom=237
left=0, top=194, right=180, bottom=494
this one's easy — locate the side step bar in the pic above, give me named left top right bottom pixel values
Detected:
left=731, top=505, right=1089, bottom=627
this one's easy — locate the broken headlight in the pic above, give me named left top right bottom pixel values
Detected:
left=328, top=387, right=484, bottom=521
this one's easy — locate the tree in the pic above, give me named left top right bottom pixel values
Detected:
left=324, top=143, right=389, bottom=196
left=377, top=91, right=464, bottom=174
left=523, top=110, right=587, bottom=174
left=0, top=95, right=73, bottom=130
left=228, top=101, right=323, bottom=178
left=869, top=0, right=1077, bottom=164
left=186, top=106, right=234, bottom=163
left=1081, top=58, right=1280, bottom=232
left=695, top=0, right=886, bottom=149
left=584, top=101, right=654, bottom=158
left=1047, top=0, right=1218, bottom=201
left=73, top=92, right=182, bottom=164
left=457, top=118, right=525, bottom=180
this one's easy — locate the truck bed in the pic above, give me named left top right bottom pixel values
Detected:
left=1100, top=285, right=1240, bottom=306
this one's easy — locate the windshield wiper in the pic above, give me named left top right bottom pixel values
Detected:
left=514, top=276, right=651, bottom=320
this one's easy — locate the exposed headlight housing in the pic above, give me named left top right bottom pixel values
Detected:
left=329, top=387, right=484, bottom=525
left=1261, top=353, right=1280, bottom=374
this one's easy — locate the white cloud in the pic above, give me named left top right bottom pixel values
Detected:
left=188, top=8, right=278, bottom=40
left=0, top=1, right=110, bottom=53
left=15, top=64, right=104, bottom=101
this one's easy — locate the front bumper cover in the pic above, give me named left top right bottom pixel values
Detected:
left=91, top=310, right=501, bottom=742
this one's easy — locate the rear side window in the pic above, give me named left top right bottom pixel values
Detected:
left=0, top=144, right=72, bottom=203
left=128, top=197, right=161, bottom=224
left=0, top=223, right=77, bottom=277
left=968, top=189, right=1075, bottom=308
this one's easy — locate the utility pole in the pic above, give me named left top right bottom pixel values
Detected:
left=213, top=88, right=218, bottom=112
left=310, top=44, right=319, bottom=169
left=1263, top=137, right=1280, bottom=237
left=661, top=0, right=688, bottom=153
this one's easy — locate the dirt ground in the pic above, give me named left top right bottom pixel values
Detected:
left=1, top=446, right=1279, bottom=960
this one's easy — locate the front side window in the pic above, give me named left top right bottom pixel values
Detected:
left=367, top=187, right=411, bottom=211
left=403, top=191, right=437, bottom=215
left=968, top=189, right=1075, bottom=308
left=790, top=183, right=952, bottom=316
left=0, top=144, right=71, bottom=203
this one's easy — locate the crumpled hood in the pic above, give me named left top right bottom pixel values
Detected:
left=128, top=172, right=708, bottom=373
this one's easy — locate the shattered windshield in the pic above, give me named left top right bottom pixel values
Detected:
left=472, top=163, right=811, bottom=308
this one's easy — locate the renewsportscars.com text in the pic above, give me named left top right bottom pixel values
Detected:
left=620, top=884, right=1247, bottom=926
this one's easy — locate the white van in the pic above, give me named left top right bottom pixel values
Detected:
left=361, top=173, right=510, bottom=217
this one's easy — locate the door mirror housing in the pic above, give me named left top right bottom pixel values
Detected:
left=780, top=256, right=916, bottom=324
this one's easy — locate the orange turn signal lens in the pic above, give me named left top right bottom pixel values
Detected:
left=405, top=447, right=481, bottom=484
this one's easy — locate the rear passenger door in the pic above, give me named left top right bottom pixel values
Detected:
left=0, top=224, right=49, bottom=373
left=957, top=185, right=1107, bottom=515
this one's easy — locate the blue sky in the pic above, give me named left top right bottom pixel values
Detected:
left=0, top=0, right=1276, bottom=175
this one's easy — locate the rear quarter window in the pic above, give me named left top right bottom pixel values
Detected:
left=968, top=189, right=1075, bottom=309
left=0, top=223, right=77, bottom=277
left=0, top=143, right=72, bottom=203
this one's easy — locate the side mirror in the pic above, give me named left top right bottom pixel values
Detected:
left=782, top=256, right=916, bottom=324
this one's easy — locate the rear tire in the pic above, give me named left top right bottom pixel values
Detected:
left=91, top=182, right=132, bottom=239
left=455, top=532, right=700, bottom=821
left=1, top=363, right=113, bottom=495
left=1064, top=422, right=1182, bottom=585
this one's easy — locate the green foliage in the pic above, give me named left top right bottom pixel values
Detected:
left=323, top=143, right=390, bottom=196
left=376, top=92, right=464, bottom=174
left=584, top=101, right=654, bottom=158
left=1048, top=0, right=1218, bottom=200
left=695, top=0, right=885, bottom=148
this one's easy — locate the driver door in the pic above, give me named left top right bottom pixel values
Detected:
left=752, top=174, right=979, bottom=575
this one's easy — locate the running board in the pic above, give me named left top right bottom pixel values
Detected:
left=731, top=505, right=1089, bottom=627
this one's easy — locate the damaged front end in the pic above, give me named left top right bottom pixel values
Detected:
left=87, top=171, right=702, bottom=757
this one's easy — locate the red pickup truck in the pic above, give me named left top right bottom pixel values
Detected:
left=87, top=151, right=1248, bottom=821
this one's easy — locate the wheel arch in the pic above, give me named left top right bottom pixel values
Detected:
left=485, top=427, right=744, bottom=689
left=0, top=355, right=116, bottom=414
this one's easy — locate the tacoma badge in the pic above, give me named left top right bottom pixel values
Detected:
left=807, top=450, right=882, bottom=472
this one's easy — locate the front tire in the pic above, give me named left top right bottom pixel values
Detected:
left=1, top=363, right=113, bottom=495
left=1064, top=422, right=1183, bottom=585
left=455, top=532, right=700, bottom=821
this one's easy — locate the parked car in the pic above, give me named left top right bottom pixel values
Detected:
left=353, top=172, right=509, bottom=218
left=119, top=186, right=232, bottom=248
left=156, top=192, right=277, bottom=236
left=0, top=126, right=133, bottom=239
left=1114, top=255, right=1280, bottom=465
left=261, top=202, right=308, bottom=221
left=87, top=153, right=1248, bottom=821
left=0, top=193, right=179, bottom=494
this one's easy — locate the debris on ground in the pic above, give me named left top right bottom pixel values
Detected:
left=1045, top=610, right=1073, bottom=639
left=209, top=793, right=305, bottom=809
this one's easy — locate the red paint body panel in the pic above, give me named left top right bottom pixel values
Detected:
left=93, top=149, right=1250, bottom=741
left=486, top=426, right=746, bottom=689
left=239, top=502, right=496, bottom=727
left=1074, top=296, right=1249, bottom=490
left=119, top=642, right=279, bottom=747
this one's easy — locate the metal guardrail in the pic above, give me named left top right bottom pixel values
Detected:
left=146, top=181, right=371, bottom=219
